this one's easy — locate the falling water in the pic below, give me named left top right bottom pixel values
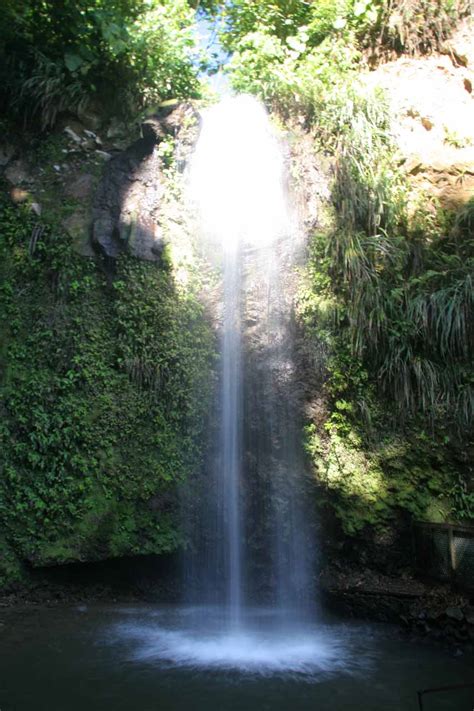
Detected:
left=220, top=235, right=242, bottom=622
left=189, top=95, right=314, bottom=621
left=105, top=96, right=351, bottom=674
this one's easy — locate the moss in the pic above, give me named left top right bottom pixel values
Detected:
left=304, top=422, right=460, bottom=535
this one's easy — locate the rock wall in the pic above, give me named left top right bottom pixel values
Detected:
left=364, top=16, right=474, bottom=210
left=0, top=103, right=215, bottom=591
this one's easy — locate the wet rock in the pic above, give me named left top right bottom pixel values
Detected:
left=65, top=174, right=95, bottom=201
left=95, top=150, right=112, bottom=161
left=446, top=606, right=464, bottom=622
left=5, top=159, right=31, bottom=185
left=0, top=143, right=15, bottom=167
left=62, top=210, right=95, bottom=257
left=64, top=126, right=82, bottom=144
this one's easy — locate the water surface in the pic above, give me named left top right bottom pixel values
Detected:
left=1, top=604, right=473, bottom=711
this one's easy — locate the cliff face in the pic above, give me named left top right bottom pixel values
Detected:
left=297, top=20, right=474, bottom=578
left=365, top=16, right=474, bottom=210
left=1, top=21, right=473, bottom=600
left=0, top=105, right=216, bottom=589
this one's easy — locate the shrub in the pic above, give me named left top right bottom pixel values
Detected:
left=0, top=0, right=201, bottom=128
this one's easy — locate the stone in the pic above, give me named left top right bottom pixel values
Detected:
left=465, top=611, right=474, bottom=626
left=92, top=136, right=159, bottom=260
left=65, top=174, right=95, bottom=201
left=91, top=103, right=199, bottom=262
left=64, top=126, right=82, bottom=144
left=5, top=159, right=30, bottom=185
left=403, top=157, right=423, bottom=175
left=0, top=143, right=15, bottom=167
left=62, top=209, right=95, bottom=257
left=92, top=215, right=117, bottom=256
left=441, top=17, right=474, bottom=69
left=77, top=103, right=102, bottom=131
left=30, top=202, right=42, bottom=217
left=95, top=150, right=112, bottom=161
left=446, top=606, right=464, bottom=622
left=141, top=118, right=166, bottom=146
left=81, top=138, right=96, bottom=152
left=106, top=117, right=128, bottom=140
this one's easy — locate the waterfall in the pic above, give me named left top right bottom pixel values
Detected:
left=220, top=237, right=242, bottom=622
left=189, top=95, right=314, bottom=622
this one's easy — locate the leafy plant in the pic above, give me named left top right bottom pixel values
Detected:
left=0, top=0, right=202, bottom=128
left=0, top=168, right=216, bottom=586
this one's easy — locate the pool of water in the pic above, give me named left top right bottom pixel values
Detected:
left=0, top=604, right=472, bottom=710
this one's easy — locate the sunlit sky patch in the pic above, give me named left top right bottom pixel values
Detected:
left=194, top=8, right=231, bottom=96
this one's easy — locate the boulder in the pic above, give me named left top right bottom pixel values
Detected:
left=5, top=159, right=31, bottom=185
left=62, top=210, right=95, bottom=257
left=91, top=103, right=199, bottom=261
left=77, top=102, right=103, bottom=131
left=446, top=606, right=464, bottom=622
left=0, top=143, right=15, bottom=167
left=65, top=174, right=95, bottom=201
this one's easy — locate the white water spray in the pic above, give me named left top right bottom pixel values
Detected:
left=190, top=96, right=314, bottom=621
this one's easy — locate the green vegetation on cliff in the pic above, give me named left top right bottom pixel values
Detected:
left=217, top=0, right=474, bottom=536
left=298, top=96, right=473, bottom=533
left=0, top=193, right=215, bottom=586
left=1, top=0, right=473, bottom=586
left=0, top=0, right=203, bottom=129
left=0, top=1, right=218, bottom=590
left=216, top=0, right=471, bottom=113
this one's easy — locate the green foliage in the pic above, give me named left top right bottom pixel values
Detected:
left=297, top=87, right=473, bottom=533
left=217, top=0, right=470, bottom=115
left=0, top=194, right=215, bottom=582
left=303, top=423, right=454, bottom=535
left=0, top=0, right=202, bottom=128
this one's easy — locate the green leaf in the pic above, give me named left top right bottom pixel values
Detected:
left=64, top=52, right=83, bottom=73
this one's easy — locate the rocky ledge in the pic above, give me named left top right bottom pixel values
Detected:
left=322, top=565, right=474, bottom=648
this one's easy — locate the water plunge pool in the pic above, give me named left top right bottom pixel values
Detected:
left=1, top=604, right=473, bottom=710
